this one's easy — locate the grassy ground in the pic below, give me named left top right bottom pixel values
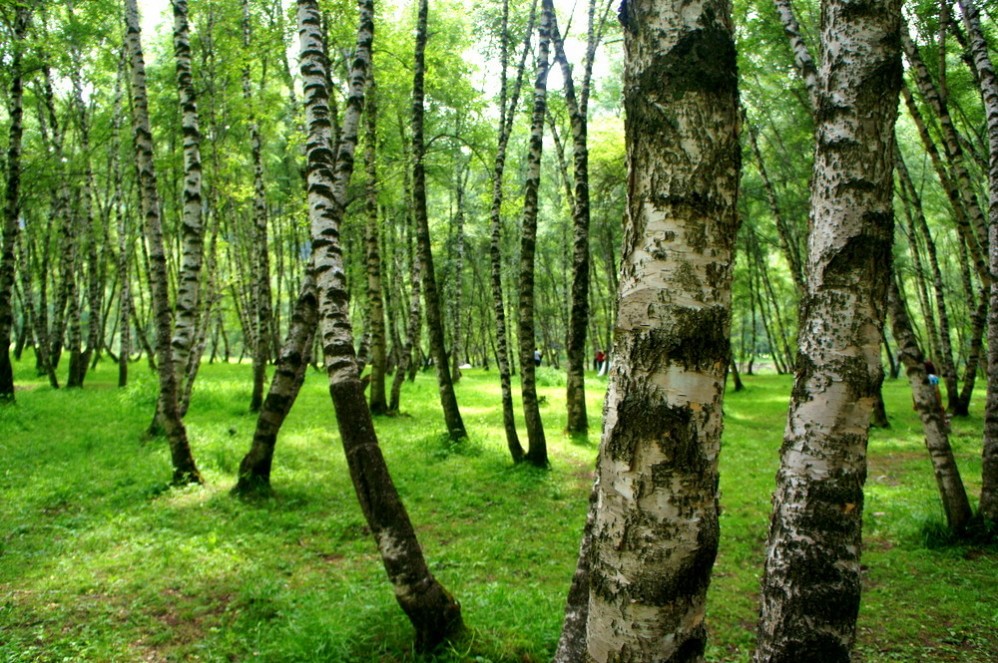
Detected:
left=1, top=355, right=995, bottom=662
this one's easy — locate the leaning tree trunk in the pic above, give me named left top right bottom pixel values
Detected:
left=0, top=5, right=29, bottom=403
left=411, top=0, right=467, bottom=440
left=296, top=0, right=464, bottom=648
left=888, top=277, right=972, bottom=532
left=233, top=269, right=318, bottom=497
left=124, top=0, right=202, bottom=486
left=517, top=0, right=552, bottom=467
left=755, top=0, right=902, bottom=659
left=560, top=0, right=740, bottom=656
left=957, top=0, right=998, bottom=523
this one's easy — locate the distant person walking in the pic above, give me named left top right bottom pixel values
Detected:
left=534, top=349, right=542, bottom=367
left=595, top=349, right=605, bottom=372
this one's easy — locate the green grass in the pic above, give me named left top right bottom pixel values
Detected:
left=1, top=355, right=995, bottom=661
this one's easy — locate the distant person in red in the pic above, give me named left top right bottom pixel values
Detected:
left=594, top=349, right=605, bottom=371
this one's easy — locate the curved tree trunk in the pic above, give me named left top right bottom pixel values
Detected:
left=124, top=0, right=202, bottom=486
left=755, top=0, right=902, bottom=658
left=568, top=0, right=741, bottom=656
left=411, top=0, right=466, bottom=440
left=297, top=0, right=464, bottom=648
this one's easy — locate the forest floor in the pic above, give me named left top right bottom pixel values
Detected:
left=1, top=355, right=996, bottom=662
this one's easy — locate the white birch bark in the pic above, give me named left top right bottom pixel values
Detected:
left=579, top=0, right=741, bottom=657
left=755, top=0, right=902, bottom=658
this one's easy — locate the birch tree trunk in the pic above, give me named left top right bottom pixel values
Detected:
left=755, top=0, right=902, bottom=658
left=124, top=0, right=202, bottom=486
left=364, top=67, right=388, bottom=415
left=567, top=0, right=740, bottom=656
left=518, top=0, right=552, bottom=467
left=297, top=0, right=464, bottom=648
left=487, top=0, right=533, bottom=462
left=887, top=278, right=972, bottom=532
left=0, top=5, right=30, bottom=403
left=233, top=270, right=317, bottom=497
left=548, top=0, right=603, bottom=436
left=411, top=0, right=467, bottom=440
left=244, top=0, right=275, bottom=413
left=110, top=50, right=132, bottom=387
left=170, top=0, right=206, bottom=401
left=956, top=0, right=998, bottom=523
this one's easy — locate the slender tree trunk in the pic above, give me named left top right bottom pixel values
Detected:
left=364, top=66, right=388, bottom=414
left=297, top=0, right=464, bottom=647
left=957, top=0, right=998, bottom=523
left=564, top=0, right=740, bottom=656
left=517, top=0, right=552, bottom=467
left=65, top=20, right=101, bottom=388
left=388, top=221, right=421, bottom=413
left=0, top=5, right=30, bottom=402
left=233, top=270, right=317, bottom=497
left=888, top=278, right=972, bottom=532
left=244, top=0, right=275, bottom=413
left=903, top=27, right=990, bottom=283
left=411, top=0, right=466, bottom=440
left=124, top=0, right=202, bottom=486
left=169, top=0, right=206, bottom=401
left=548, top=0, right=601, bottom=437
left=111, top=51, right=132, bottom=387
left=755, top=0, right=902, bottom=658
left=487, top=0, right=533, bottom=462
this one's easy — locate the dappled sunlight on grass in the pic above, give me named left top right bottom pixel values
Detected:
left=1, top=355, right=995, bottom=661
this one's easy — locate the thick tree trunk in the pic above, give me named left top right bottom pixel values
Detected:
left=888, top=278, right=972, bottom=532
left=517, top=0, right=552, bottom=467
left=0, top=6, right=29, bottom=402
left=297, top=0, right=464, bottom=648
left=124, top=0, right=202, bottom=486
left=411, top=0, right=467, bottom=440
left=569, top=0, right=740, bottom=657
left=755, top=0, right=902, bottom=659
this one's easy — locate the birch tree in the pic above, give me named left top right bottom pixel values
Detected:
left=558, top=0, right=741, bottom=655
left=297, top=0, right=464, bottom=648
left=124, top=0, right=202, bottom=485
left=411, top=0, right=467, bottom=440
left=755, top=0, right=903, bottom=658
left=0, top=4, right=30, bottom=403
